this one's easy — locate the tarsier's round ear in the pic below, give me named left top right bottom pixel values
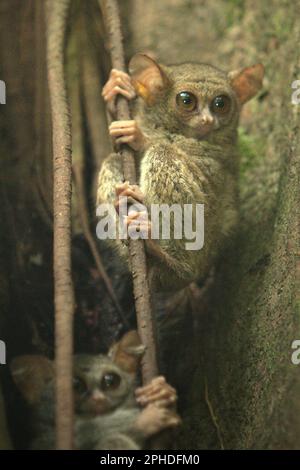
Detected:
left=10, top=355, right=54, bottom=405
left=129, top=53, right=171, bottom=105
left=228, top=63, right=264, bottom=105
left=109, top=330, right=145, bottom=375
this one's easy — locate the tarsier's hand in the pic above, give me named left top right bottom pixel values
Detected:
left=135, top=376, right=178, bottom=409
left=102, top=69, right=136, bottom=103
left=102, top=69, right=146, bottom=151
left=109, top=120, right=146, bottom=151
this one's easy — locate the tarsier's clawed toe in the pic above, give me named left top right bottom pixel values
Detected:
left=154, top=406, right=182, bottom=431
left=163, top=410, right=182, bottom=429
left=115, top=182, right=145, bottom=204
left=136, top=404, right=181, bottom=437
left=114, top=182, right=144, bottom=214
left=114, top=182, right=151, bottom=238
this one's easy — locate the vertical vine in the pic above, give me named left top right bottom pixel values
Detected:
left=46, top=0, right=74, bottom=450
left=99, top=0, right=159, bottom=383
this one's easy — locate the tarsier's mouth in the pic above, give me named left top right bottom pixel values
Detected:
left=91, top=399, right=109, bottom=415
left=197, top=124, right=213, bottom=137
left=94, top=405, right=107, bottom=415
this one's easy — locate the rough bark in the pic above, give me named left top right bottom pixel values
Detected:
left=47, top=0, right=74, bottom=450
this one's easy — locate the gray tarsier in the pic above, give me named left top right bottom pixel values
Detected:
left=97, top=53, right=264, bottom=290
left=10, top=332, right=180, bottom=450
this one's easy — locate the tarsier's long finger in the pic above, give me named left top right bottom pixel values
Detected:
left=109, top=121, right=137, bottom=140
left=139, top=383, right=177, bottom=400
left=102, top=71, right=135, bottom=96
left=115, top=135, right=136, bottom=146
left=115, top=184, right=145, bottom=203
left=151, top=399, right=176, bottom=409
left=114, top=183, right=146, bottom=216
left=136, top=376, right=167, bottom=395
left=110, top=69, right=133, bottom=84
left=124, top=211, right=148, bottom=222
left=137, top=394, right=177, bottom=408
left=114, top=195, right=144, bottom=214
left=102, top=75, right=131, bottom=97
left=136, top=376, right=177, bottom=406
left=102, top=78, right=136, bottom=102
left=158, top=408, right=182, bottom=428
left=164, top=416, right=182, bottom=428
left=116, top=137, right=143, bottom=151
left=124, top=211, right=147, bottom=226
left=103, top=86, right=135, bottom=103
left=103, top=69, right=132, bottom=91
left=109, top=120, right=145, bottom=151
left=109, top=127, right=136, bottom=137
left=136, top=388, right=177, bottom=406
left=110, top=120, right=137, bottom=128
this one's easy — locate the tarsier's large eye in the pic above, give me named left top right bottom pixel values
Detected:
left=176, top=91, right=197, bottom=111
left=101, top=373, right=121, bottom=391
left=73, top=377, right=87, bottom=395
left=210, top=95, right=231, bottom=115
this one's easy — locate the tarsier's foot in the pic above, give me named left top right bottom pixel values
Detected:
left=135, top=376, right=178, bottom=409
left=115, top=182, right=151, bottom=238
left=102, top=69, right=136, bottom=103
left=109, top=120, right=146, bottom=151
left=114, top=184, right=179, bottom=270
left=135, top=403, right=181, bottom=438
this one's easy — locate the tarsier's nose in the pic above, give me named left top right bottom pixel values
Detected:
left=200, top=112, right=214, bottom=125
left=92, top=390, right=106, bottom=402
left=197, top=110, right=214, bottom=137
left=91, top=391, right=107, bottom=415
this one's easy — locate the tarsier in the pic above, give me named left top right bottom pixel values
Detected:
left=97, top=54, right=264, bottom=290
left=10, top=332, right=180, bottom=450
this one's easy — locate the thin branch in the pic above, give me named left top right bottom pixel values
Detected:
left=99, top=0, right=158, bottom=383
left=46, top=0, right=74, bottom=450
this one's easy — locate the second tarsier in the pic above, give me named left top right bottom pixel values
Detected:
left=97, top=54, right=264, bottom=290
left=10, top=332, right=180, bottom=450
